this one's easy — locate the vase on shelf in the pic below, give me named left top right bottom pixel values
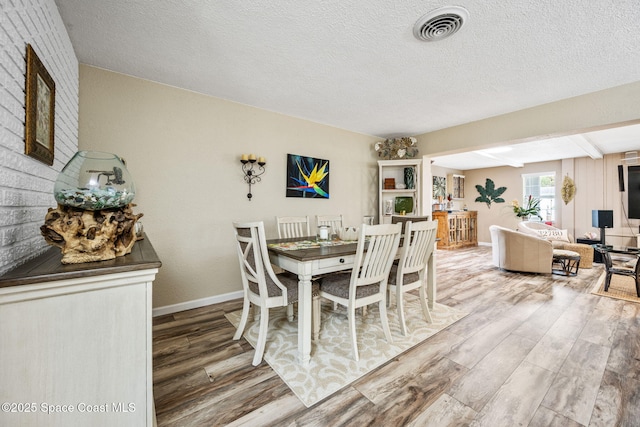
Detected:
left=403, top=167, right=414, bottom=189
left=384, top=199, right=393, bottom=215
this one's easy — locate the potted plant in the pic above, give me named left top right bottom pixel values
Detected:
left=512, top=195, right=542, bottom=220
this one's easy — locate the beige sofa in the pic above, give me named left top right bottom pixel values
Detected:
left=517, top=221, right=571, bottom=247
left=517, top=221, right=593, bottom=268
left=489, top=225, right=553, bottom=273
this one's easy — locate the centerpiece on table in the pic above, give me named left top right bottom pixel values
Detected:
left=511, top=195, right=542, bottom=221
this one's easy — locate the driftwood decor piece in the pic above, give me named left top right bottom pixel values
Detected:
left=40, top=204, right=143, bottom=264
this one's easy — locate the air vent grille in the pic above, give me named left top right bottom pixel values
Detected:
left=413, top=6, right=469, bottom=42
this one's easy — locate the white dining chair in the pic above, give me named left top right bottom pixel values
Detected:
left=391, top=214, right=430, bottom=233
left=316, top=214, right=344, bottom=236
left=276, top=216, right=310, bottom=239
left=387, top=220, right=438, bottom=335
left=318, top=223, right=401, bottom=361
left=232, top=221, right=319, bottom=365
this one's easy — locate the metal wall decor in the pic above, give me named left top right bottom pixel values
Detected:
left=240, top=154, right=266, bottom=200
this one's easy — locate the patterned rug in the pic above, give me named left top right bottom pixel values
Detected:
left=591, top=272, right=640, bottom=303
left=225, top=295, right=467, bottom=407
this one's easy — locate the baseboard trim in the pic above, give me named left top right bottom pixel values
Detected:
left=478, top=241, right=491, bottom=247
left=153, top=291, right=243, bottom=317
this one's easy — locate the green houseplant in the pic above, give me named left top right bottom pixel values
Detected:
left=512, top=195, right=542, bottom=220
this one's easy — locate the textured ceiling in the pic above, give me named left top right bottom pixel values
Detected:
left=54, top=0, right=640, bottom=166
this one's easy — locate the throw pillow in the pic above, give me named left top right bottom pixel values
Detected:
left=535, top=229, right=570, bottom=243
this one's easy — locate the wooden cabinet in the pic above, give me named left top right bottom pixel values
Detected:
left=378, top=159, right=422, bottom=224
left=433, top=211, right=477, bottom=249
left=0, top=236, right=161, bottom=427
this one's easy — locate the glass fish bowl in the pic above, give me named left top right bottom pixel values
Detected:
left=54, top=151, right=136, bottom=210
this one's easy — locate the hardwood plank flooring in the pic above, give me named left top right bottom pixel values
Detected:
left=153, top=246, right=640, bottom=426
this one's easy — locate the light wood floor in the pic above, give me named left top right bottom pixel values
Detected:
left=152, top=246, right=640, bottom=426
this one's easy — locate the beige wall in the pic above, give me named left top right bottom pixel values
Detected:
left=78, top=66, right=378, bottom=309
left=463, top=161, right=563, bottom=243
left=79, top=65, right=640, bottom=310
left=430, top=165, right=465, bottom=211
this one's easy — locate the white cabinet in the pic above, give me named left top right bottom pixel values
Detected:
left=378, top=159, right=422, bottom=224
left=0, top=237, right=161, bottom=427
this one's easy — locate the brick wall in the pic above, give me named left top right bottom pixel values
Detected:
left=0, top=0, right=78, bottom=275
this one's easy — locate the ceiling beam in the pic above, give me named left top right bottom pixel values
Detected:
left=570, top=135, right=603, bottom=159
left=474, top=150, right=524, bottom=168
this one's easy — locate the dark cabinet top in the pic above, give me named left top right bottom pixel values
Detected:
left=0, top=234, right=162, bottom=288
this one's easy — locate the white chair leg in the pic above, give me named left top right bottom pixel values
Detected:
left=419, top=284, right=433, bottom=323
left=386, top=289, right=393, bottom=308
left=252, top=305, right=270, bottom=366
left=286, top=304, right=294, bottom=322
left=397, top=289, right=408, bottom=336
left=233, top=298, right=251, bottom=340
left=312, top=296, right=321, bottom=340
left=379, top=300, right=393, bottom=344
left=348, top=304, right=359, bottom=361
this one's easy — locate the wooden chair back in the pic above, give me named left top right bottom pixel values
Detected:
left=316, top=214, right=343, bottom=236
left=391, top=215, right=430, bottom=234
left=351, top=223, right=402, bottom=289
left=397, top=220, right=438, bottom=276
left=233, top=221, right=286, bottom=302
left=276, top=216, right=310, bottom=239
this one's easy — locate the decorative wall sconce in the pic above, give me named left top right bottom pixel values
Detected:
left=240, top=153, right=266, bottom=200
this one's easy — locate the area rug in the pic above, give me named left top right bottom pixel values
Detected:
left=591, top=272, right=640, bottom=303
left=225, top=295, right=467, bottom=407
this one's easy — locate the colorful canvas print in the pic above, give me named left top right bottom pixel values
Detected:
left=286, top=154, right=330, bottom=198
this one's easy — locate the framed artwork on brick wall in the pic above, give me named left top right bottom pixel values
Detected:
left=25, top=44, right=55, bottom=166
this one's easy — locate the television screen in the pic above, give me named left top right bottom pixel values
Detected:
left=629, top=165, right=640, bottom=219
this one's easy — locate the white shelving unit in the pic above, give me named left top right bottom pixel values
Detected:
left=378, top=159, right=422, bottom=224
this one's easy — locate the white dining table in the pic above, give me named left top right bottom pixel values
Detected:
left=267, top=237, right=436, bottom=365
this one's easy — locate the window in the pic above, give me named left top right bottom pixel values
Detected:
left=522, top=172, right=556, bottom=221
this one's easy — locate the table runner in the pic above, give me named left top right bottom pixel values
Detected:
left=267, top=239, right=357, bottom=251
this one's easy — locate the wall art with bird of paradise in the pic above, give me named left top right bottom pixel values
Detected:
left=286, top=154, right=330, bottom=198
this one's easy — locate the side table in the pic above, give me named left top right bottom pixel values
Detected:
left=576, top=238, right=602, bottom=263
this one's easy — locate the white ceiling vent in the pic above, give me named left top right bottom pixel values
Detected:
left=413, top=6, right=469, bottom=42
